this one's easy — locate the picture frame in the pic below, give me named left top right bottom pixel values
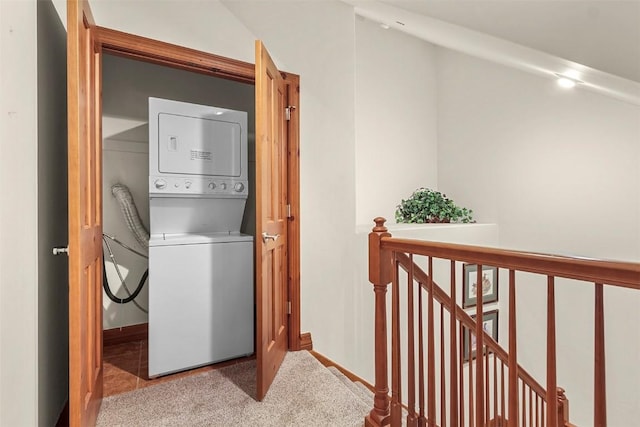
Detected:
left=463, top=310, right=499, bottom=362
left=462, top=264, right=499, bottom=308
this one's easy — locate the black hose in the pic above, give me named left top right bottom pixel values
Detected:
left=102, top=255, right=148, bottom=304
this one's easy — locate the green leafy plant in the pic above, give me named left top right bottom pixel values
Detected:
left=395, top=188, right=474, bottom=224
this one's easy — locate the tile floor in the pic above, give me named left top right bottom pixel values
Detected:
left=103, top=340, right=253, bottom=397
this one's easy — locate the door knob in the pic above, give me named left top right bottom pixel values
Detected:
left=261, top=232, right=280, bottom=243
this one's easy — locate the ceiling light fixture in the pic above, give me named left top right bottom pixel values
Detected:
left=380, top=23, right=390, bottom=30
left=555, top=73, right=583, bottom=89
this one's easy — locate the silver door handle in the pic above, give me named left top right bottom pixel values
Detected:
left=261, top=232, right=280, bottom=243
left=52, top=246, right=69, bottom=256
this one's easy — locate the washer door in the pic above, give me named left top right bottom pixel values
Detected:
left=148, top=240, right=254, bottom=377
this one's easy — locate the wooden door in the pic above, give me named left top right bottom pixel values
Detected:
left=68, top=1, right=103, bottom=425
left=255, top=41, right=289, bottom=400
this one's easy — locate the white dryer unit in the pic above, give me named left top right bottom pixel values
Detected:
left=147, top=98, right=253, bottom=377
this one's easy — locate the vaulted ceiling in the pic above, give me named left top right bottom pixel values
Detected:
left=379, top=0, right=640, bottom=83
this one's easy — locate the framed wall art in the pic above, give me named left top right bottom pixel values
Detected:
left=462, top=264, right=498, bottom=308
left=463, top=309, right=499, bottom=362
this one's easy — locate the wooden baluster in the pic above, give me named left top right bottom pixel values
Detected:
left=536, top=394, right=539, bottom=427
left=418, top=277, right=427, bottom=427
left=391, top=254, right=402, bottom=426
left=459, top=324, right=465, bottom=427
left=407, top=256, right=417, bottom=426
left=428, top=257, right=436, bottom=425
left=546, top=276, right=558, bottom=427
left=469, top=329, right=474, bottom=427
left=475, top=266, right=485, bottom=427
left=521, top=382, right=526, bottom=427
left=501, top=361, right=505, bottom=423
left=594, top=283, right=607, bottom=427
left=529, top=387, right=533, bottom=426
left=450, top=260, right=459, bottom=427
left=441, top=304, right=446, bottom=427
left=508, top=270, right=518, bottom=427
left=365, top=218, right=392, bottom=427
left=493, top=352, right=498, bottom=423
left=485, top=350, right=490, bottom=425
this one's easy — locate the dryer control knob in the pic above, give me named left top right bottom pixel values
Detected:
left=184, top=180, right=192, bottom=189
left=234, top=183, right=245, bottom=192
left=208, top=182, right=216, bottom=190
left=220, top=182, right=227, bottom=190
left=154, top=179, right=167, bottom=190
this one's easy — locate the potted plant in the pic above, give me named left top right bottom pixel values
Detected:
left=395, top=188, right=474, bottom=224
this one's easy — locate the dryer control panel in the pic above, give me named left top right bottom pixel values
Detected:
left=149, top=176, right=247, bottom=197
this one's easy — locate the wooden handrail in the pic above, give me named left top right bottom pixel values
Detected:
left=366, top=218, right=640, bottom=427
left=381, top=237, right=640, bottom=289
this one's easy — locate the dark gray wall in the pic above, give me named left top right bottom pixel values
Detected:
left=37, top=0, right=68, bottom=424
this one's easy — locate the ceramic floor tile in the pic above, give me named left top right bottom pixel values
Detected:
left=103, top=339, right=254, bottom=396
left=103, top=355, right=140, bottom=396
left=103, top=341, right=141, bottom=359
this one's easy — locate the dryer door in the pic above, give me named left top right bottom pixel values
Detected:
left=158, top=113, right=242, bottom=177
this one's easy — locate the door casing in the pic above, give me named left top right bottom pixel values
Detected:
left=92, top=26, right=305, bottom=351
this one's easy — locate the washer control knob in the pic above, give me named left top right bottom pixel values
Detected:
left=220, top=182, right=227, bottom=190
left=154, top=179, right=167, bottom=190
left=208, top=182, right=216, bottom=190
left=184, top=180, right=192, bottom=189
left=234, top=183, right=245, bottom=192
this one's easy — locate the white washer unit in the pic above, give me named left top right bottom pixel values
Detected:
left=148, top=97, right=253, bottom=378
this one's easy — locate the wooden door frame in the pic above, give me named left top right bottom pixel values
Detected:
left=92, top=26, right=307, bottom=351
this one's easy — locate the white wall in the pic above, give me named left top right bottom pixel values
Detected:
left=1, top=1, right=68, bottom=425
left=222, top=0, right=360, bottom=363
left=355, top=17, right=439, bottom=225
left=436, top=48, right=640, bottom=426
left=0, top=3, right=38, bottom=424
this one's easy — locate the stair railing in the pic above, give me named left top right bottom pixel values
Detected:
left=365, top=218, right=640, bottom=427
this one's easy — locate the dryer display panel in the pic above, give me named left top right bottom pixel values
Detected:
left=158, top=113, right=242, bottom=177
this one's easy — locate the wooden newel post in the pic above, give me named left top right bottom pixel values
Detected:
left=557, top=387, right=569, bottom=427
left=365, top=217, right=393, bottom=427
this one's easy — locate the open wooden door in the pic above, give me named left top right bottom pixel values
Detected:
left=255, top=41, right=289, bottom=400
left=68, top=1, right=103, bottom=425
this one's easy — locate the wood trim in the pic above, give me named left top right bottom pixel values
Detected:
left=103, top=323, right=148, bottom=347
left=92, top=28, right=302, bottom=355
left=94, top=26, right=255, bottom=84
left=68, top=1, right=104, bottom=425
left=284, top=73, right=303, bottom=351
left=87, top=29, right=307, bottom=383
left=299, top=332, right=313, bottom=351
left=310, top=351, right=374, bottom=393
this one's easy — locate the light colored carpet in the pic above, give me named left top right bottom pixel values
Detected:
left=97, top=350, right=370, bottom=426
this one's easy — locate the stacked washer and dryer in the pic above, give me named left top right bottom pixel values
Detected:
left=147, top=97, right=253, bottom=377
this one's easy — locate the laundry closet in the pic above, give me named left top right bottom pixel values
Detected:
left=101, top=53, right=256, bottom=378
